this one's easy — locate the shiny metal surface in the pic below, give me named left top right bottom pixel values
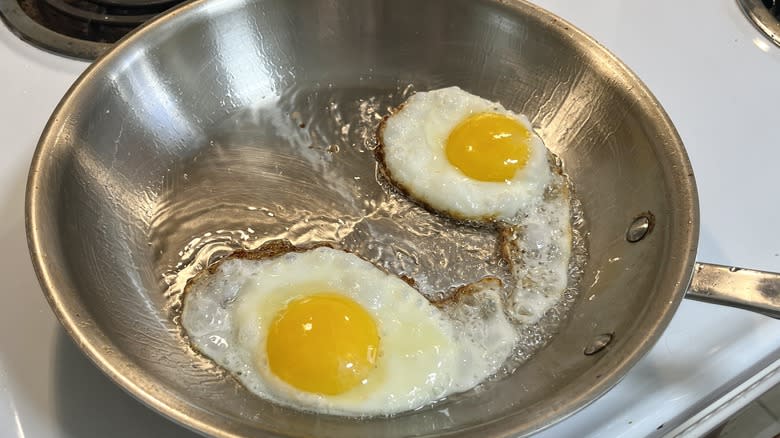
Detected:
left=26, top=0, right=701, bottom=436
left=688, top=263, right=780, bottom=319
left=626, top=213, right=654, bottom=243
left=737, top=0, right=780, bottom=47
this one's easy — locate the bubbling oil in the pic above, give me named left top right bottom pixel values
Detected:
left=154, top=83, right=587, bottom=390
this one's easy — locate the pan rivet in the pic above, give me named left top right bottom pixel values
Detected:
left=584, top=333, right=614, bottom=355
left=626, top=212, right=655, bottom=243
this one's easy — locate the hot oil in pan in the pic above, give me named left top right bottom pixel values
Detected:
left=152, top=83, right=587, bottom=376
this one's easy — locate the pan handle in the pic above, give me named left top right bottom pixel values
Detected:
left=686, top=263, right=780, bottom=319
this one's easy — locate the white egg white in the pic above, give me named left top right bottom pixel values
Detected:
left=181, top=247, right=517, bottom=416
left=500, top=184, right=573, bottom=325
left=380, top=86, right=552, bottom=221
left=381, top=86, right=575, bottom=325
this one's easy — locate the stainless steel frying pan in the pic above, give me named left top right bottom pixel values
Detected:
left=25, top=0, right=780, bottom=436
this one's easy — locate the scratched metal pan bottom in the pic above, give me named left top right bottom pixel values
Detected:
left=25, top=0, right=779, bottom=436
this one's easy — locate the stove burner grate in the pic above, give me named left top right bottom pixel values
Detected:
left=738, top=0, right=780, bottom=47
left=761, top=0, right=780, bottom=19
left=0, top=0, right=183, bottom=59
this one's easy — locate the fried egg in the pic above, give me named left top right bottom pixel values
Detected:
left=379, top=86, right=553, bottom=221
left=380, top=87, right=575, bottom=325
left=181, top=246, right=517, bottom=416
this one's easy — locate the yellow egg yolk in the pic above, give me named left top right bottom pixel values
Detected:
left=445, top=112, right=531, bottom=182
left=265, top=293, right=379, bottom=395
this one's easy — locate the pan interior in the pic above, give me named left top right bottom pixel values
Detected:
left=27, top=0, right=698, bottom=436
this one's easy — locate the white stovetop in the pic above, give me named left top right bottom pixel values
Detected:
left=1, top=0, right=779, bottom=437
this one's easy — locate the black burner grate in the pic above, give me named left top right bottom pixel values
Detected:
left=738, top=0, right=780, bottom=48
left=762, top=0, right=780, bottom=19
left=0, top=0, right=184, bottom=59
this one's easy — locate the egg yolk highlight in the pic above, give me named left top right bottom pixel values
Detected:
left=265, top=293, right=379, bottom=395
left=445, top=112, right=531, bottom=182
